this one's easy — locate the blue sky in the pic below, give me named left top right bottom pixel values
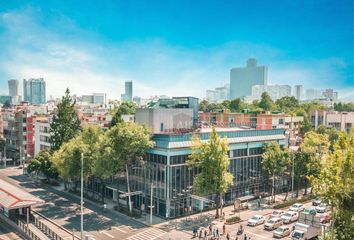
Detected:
left=0, top=0, right=353, bottom=100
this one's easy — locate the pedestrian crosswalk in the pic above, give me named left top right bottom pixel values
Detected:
left=126, top=228, right=166, bottom=240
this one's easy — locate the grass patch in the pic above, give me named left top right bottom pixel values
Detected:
left=273, top=194, right=315, bottom=209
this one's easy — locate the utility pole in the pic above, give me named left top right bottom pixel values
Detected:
left=150, top=183, right=154, bottom=225
left=81, top=153, right=84, bottom=240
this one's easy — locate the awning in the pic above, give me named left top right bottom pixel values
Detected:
left=0, top=179, right=44, bottom=210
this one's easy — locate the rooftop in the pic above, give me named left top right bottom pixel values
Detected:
left=0, top=179, right=44, bottom=210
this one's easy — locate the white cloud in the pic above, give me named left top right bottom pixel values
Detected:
left=0, top=7, right=352, bottom=102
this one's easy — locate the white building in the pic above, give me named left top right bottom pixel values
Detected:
left=250, top=84, right=291, bottom=101
left=34, top=118, right=51, bottom=155
left=294, top=85, right=303, bottom=100
left=205, top=84, right=229, bottom=102
left=305, top=88, right=324, bottom=100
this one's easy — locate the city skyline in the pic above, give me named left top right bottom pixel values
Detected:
left=0, top=1, right=353, bottom=101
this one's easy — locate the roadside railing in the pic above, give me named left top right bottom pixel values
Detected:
left=18, top=220, right=47, bottom=240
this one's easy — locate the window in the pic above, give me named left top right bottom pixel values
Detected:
left=233, top=149, right=247, bottom=157
left=160, top=123, right=164, bottom=132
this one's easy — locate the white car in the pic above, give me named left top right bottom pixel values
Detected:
left=316, top=203, right=330, bottom=213
left=264, top=217, right=283, bottom=230
left=247, top=215, right=265, bottom=226
left=281, top=211, right=299, bottom=223
left=273, top=226, right=291, bottom=238
left=289, top=203, right=305, bottom=212
left=270, top=210, right=285, bottom=218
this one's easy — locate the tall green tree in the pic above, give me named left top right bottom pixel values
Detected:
left=50, top=88, right=81, bottom=151
left=259, top=92, right=274, bottom=111
left=311, top=131, right=354, bottom=240
left=0, top=137, right=5, bottom=157
left=262, top=141, right=291, bottom=203
left=275, top=96, right=299, bottom=113
left=27, top=149, right=58, bottom=182
left=300, top=131, right=329, bottom=194
left=52, top=124, right=102, bottom=191
left=109, top=101, right=136, bottom=127
left=95, top=122, right=153, bottom=214
left=230, top=98, right=246, bottom=113
left=187, top=127, right=233, bottom=217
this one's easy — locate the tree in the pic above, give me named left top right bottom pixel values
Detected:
left=311, top=131, right=354, bottom=240
left=262, top=141, right=291, bottom=203
left=0, top=137, right=4, bottom=157
left=259, top=92, right=274, bottom=111
left=3, top=100, right=11, bottom=108
left=199, top=100, right=210, bottom=112
left=334, top=102, right=354, bottom=112
left=275, top=96, right=299, bottom=113
left=50, top=88, right=81, bottom=151
left=52, top=124, right=102, bottom=191
left=187, top=127, right=233, bottom=218
left=230, top=98, right=246, bottom=113
left=27, top=149, right=58, bottom=182
left=96, top=122, right=153, bottom=214
left=300, top=131, right=329, bottom=195
left=109, top=101, right=136, bottom=127
left=294, top=108, right=312, bottom=136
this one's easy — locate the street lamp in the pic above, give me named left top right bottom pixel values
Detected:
left=182, top=186, right=193, bottom=221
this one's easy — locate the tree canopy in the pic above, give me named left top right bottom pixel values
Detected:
left=187, top=127, right=233, bottom=217
left=109, top=101, right=136, bottom=127
left=27, top=149, right=58, bottom=181
left=50, top=88, right=81, bottom=151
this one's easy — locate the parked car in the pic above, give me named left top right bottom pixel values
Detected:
left=271, top=210, right=285, bottom=218
left=312, top=197, right=322, bottom=206
left=289, top=203, right=305, bottom=212
left=273, top=226, right=291, bottom=238
left=316, top=203, right=330, bottom=213
left=247, top=215, right=265, bottom=226
left=281, top=211, right=299, bottom=224
left=319, top=213, right=331, bottom=224
left=264, top=217, right=283, bottom=230
left=303, top=208, right=317, bottom=215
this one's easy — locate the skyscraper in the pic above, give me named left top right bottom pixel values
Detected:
left=121, top=80, right=133, bottom=102
left=23, top=78, right=46, bottom=104
left=294, top=85, right=303, bottom=100
left=230, top=58, right=268, bottom=99
left=8, top=79, right=19, bottom=96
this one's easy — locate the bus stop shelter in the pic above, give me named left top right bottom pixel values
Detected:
left=0, top=179, right=44, bottom=223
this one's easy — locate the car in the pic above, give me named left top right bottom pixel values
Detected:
left=264, top=217, right=283, bottom=230
left=303, top=208, right=317, bottom=215
left=312, top=197, right=322, bottom=206
left=270, top=210, right=285, bottom=218
left=316, top=203, right=330, bottom=213
left=289, top=203, right=305, bottom=212
left=281, top=211, right=299, bottom=224
left=319, top=213, right=331, bottom=224
left=273, top=226, right=291, bottom=238
left=247, top=215, right=265, bottom=226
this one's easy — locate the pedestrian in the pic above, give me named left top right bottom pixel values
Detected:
left=226, top=233, right=230, bottom=240
left=235, top=236, right=238, bottom=240
left=204, top=229, right=207, bottom=239
left=222, top=223, right=226, bottom=235
left=216, top=228, right=219, bottom=239
left=257, top=199, right=260, bottom=208
left=243, top=233, right=247, bottom=240
left=213, top=229, right=216, bottom=238
left=199, top=229, right=202, bottom=239
left=209, top=224, right=212, bottom=235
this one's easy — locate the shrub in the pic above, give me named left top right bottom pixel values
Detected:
left=226, top=216, right=241, bottom=224
left=273, top=195, right=315, bottom=209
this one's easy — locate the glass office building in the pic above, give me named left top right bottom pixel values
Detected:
left=128, top=128, right=286, bottom=218
left=23, top=78, right=46, bottom=104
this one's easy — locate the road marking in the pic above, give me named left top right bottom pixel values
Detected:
left=127, top=228, right=166, bottom=240
left=112, top=226, right=127, bottom=233
left=99, top=230, right=115, bottom=238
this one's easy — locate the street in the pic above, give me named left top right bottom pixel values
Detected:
left=0, top=167, right=167, bottom=240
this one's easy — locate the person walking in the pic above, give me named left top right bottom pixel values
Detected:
left=204, top=229, right=207, bottom=239
left=209, top=224, right=212, bottom=235
left=222, top=223, right=226, bottom=235
left=243, top=233, right=247, bottom=240
left=235, top=236, right=238, bottom=240
left=199, top=229, right=202, bottom=239
left=226, top=232, right=230, bottom=240
left=216, top=228, right=219, bottom=239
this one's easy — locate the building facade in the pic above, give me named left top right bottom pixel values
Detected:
left=125, top=128, right=286, bottom=218
left=309, top=110, right=354, bottom=132
left=250, top=85, right=291, bottom=101
left=121, top=81, right=133, bottom=102
left=23, top=78, right=46, bottom=104
left=205, top=84, right=230, bottom=102
left=230, top=59, right=268, bottom=99
left=294, top=85, right=303, bottom=100
left=34, top=118, right=51, bottom=155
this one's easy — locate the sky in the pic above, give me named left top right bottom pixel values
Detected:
left=0, top=0, right=353, bottom=101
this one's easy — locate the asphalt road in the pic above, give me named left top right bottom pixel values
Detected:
left=0, top=219, right=27, bottom=240
left=0, top=167, right=164, bottom=240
